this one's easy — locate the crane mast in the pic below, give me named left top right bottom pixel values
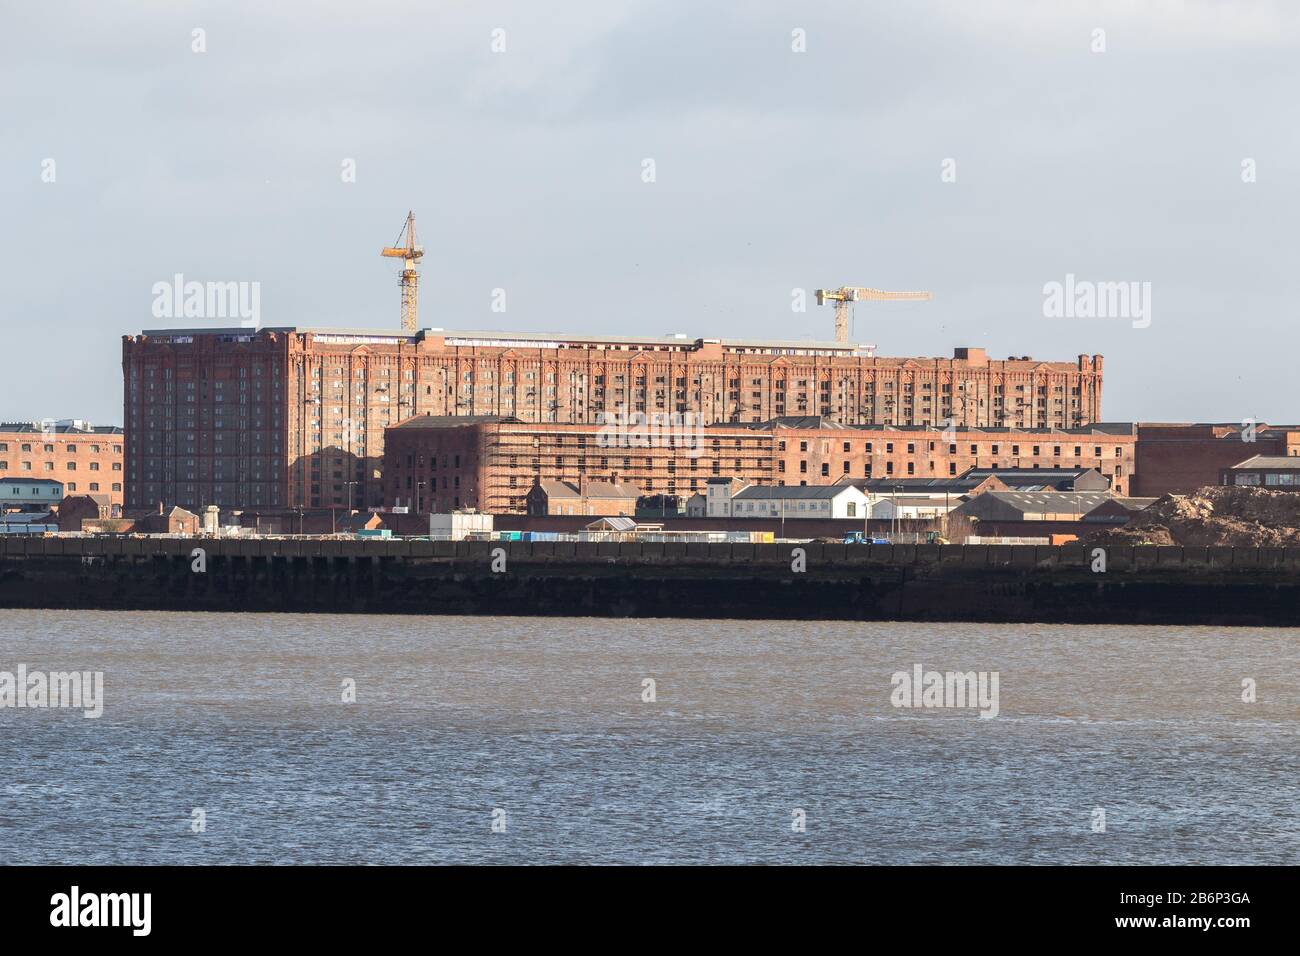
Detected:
left=381, top=211, right=424, bottom=332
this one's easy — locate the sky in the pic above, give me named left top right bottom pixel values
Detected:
left=2, top=0, right=1297, bottom=426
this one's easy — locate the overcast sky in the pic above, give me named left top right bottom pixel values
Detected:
left=2, top=1, right=1297, bottom=426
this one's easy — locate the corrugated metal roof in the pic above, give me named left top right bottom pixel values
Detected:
left=1226, top=455, right=1300, bottom=470
left=978, top=491, right=1114, bottom=512
left=585, top=516, right=637, bottom=531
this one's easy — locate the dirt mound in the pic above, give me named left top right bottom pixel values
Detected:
left=1088, top=486, right=1300, bottom=548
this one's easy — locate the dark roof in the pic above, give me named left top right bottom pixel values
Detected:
left=765, top=416, right=843, bottom=430
left=1103, top=497, right=1156, bottom=511
left=734, top=485, right=860, bottom=500
left=537, top=480, right=641, bottom=499
left=0, top=422, right=122, bottom=434
left=856, top=477, right=989, bottom=493
left=390, top=415, right=521, bottom=429
left=1225, top=455, right=1300, bottom=470
left=963, top=467, right=1097, bottom=479
left=62, top=493, right=112, bottom=505
left=0, top=477, right=64, bottom=488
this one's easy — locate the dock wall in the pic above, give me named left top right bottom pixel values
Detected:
left=3, top=537, right=1300, bottom=625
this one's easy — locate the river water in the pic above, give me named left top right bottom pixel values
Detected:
left=1, top=610, right=1296, bottom=864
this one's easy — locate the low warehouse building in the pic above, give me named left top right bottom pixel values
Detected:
left=953, top=491, right=1154, bottom=523
left=729, top=484, right=870, bottom=519
left=1221, top=456, right=1300, bottom=489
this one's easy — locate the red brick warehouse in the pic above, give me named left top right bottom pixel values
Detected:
left=121, top=326, right=1105, bottom=513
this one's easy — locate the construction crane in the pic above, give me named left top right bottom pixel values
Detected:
left=815, top=286, right=933, bottom=344
left=381, top=211, right=424, bottom=332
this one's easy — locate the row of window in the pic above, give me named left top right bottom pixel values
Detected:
left=780, top=440, right=1125, bottom=457
left=1233, top=472, right=1300, bottom=486
left=0, top=461, right=120, bottom=472
left=0, top=442, right=121, bottom=454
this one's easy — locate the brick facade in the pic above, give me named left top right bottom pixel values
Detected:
left=0, top=422, right=125, bottom=507
left=123, top=327, right=1105, bottom=513
left=383, top=416, right=1136, bottom=514
left=1132, top=423, right=1300, bottom=498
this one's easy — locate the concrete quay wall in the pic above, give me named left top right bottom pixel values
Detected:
left=2, top=536, right=1299, bottom=626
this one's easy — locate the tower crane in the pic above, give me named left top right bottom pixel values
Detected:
left=815, top=286, right=932, bottom=344
left=381, top=211, right=424, bottom=332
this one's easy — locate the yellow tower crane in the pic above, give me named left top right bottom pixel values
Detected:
left=815, top=286, right=933, bottom=344
left=381, top=211, right=425, bottom=332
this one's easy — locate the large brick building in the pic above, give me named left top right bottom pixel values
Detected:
left=122, top=326, right=1105, bottom=512
left=0, top=421, right=125, bottom=507
left=382, top=415, right=1136, bottom=514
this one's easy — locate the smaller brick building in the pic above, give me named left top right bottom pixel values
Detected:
left=1133, top=423, right=1300, bottom=497
left=54, top=494, right=120, bottom=532
left=383, top=415, right=1137, bottom=514
left=526, top=477, right=642, bottom=516
left=0, top=421, right=125, bottom=507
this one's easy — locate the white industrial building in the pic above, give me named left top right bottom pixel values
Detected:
left=429, top=511, right=494, bottom=540
left=866, top=495, right=959, bottom=521
left=728, top=484, right=870, bottom=519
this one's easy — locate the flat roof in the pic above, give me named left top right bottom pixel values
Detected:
left=135, top=325, right=867, bottom=351
left=1, top=423, right=122, bottom=434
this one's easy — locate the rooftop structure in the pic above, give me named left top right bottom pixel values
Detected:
left=960, top=466, right=1111, bottom=492
left=954, top=490, right=1155, bottom=522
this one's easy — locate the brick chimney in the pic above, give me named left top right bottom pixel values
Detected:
left=579, top=474, right=589, bottom=496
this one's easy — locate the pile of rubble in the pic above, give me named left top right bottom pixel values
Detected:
left=1089, top=486, right=1300, bottom=547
